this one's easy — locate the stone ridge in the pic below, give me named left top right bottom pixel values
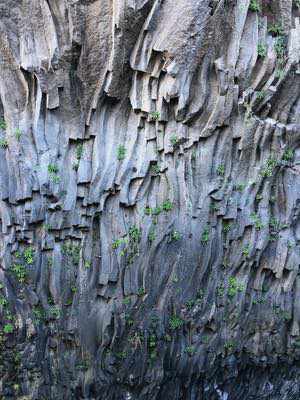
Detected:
left=0, top=0, right=300, bottom=399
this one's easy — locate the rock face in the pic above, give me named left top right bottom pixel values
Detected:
left=0, top=0, right=300, bottom=399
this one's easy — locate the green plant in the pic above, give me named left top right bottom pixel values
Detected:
left=76, top=144, right=83, bottom=160
left=11, top=263, right=27, bottom=283
left=162, top=200, right=173, bottom=211
left=84, top=261, right=91, bottom=269
left=0, top=118, right=6, bottom=130
left=223, top=222, right=231, bottom=233
left=256, top=91, right=266, bottom=100
left=169, top=315, right=184, bottom=330
left=170, top=230, right=181, bottom=242
left=151, top=164, right=160, bottom=174
left=170, top=135, right=179, bottom=146
left=129, top=225, right=141, bottom=243
left=3, top=323, right=14, bottom=334
left=217, top=164, right=225, bottom=176
left=260, top=157, right=277, bottom=177
left=242, top=245, right=250, bottom=257
left=201, top=227, right=210, bottom=244
left=15, top=128, right=22, bottom=141
left=250, top=213, right=264, bottom=230
left=24, top=247, right=34, bottom=264
left=282, top=148, right=294, bottom=162
left=274, top=37, right=286, bottom=58
left=228, top=277, right=244, bottom=298
left=185, top=346, right=195, bottom=355
left=295, top=0, right=300, bottom=9
left=148, top=228, right=156, bottom=243
left=48, top=164, right=59, bottom=174
left=137, top=287, right=145, bottom=296
left=0, top=296, right=8, bottom=306
left=268, top=23, right=284, bottom=36
left=257, top=43, right=267, bottom=58
left=150, top=111, right=160, bottom=121
left=249, top=0, right=260, bottom=12
left=0, top=138, right=8, bottom=148
left=117, top=145, right=126, bottom=160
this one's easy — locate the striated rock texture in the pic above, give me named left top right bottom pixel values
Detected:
left=0, top=0, right=300, bottom=399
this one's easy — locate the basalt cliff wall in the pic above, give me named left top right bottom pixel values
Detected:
left=0, top=1, right=300, bottom=399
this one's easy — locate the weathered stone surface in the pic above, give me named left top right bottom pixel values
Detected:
left=0, top=0, right=300, bottom=399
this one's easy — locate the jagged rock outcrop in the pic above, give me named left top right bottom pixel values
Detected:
left=0, top=0, right=300, bottom=399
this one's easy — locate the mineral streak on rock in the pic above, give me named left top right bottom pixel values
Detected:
left=0, top=0, right=300, bottom=399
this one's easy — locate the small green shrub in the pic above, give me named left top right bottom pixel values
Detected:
left=228, top=277, right=244, bottom=298
left=162, top=200, right=173, bottom=211
left=0, top=118, right=6, bottom=130
left=257, top=43, right=267, bottom=58
left=3, top=323, right=14, bottom=334
left=249, top=0, right=260, bottom=12
left=117, top=145, right=126, bottom=160
left=150, top=111, right=160, bottom=121
left=11, top=263, right=27, bottom=283
left=260, top=157, right=277, bottom=177
left=24, top=247, right=34, bottom=265
left=48, top=164, right=59, bottom=174
left=268, top=23, right=284, bottom=36
left=282, top=148, right=294, bottom=162
left=170, top=135, right=179, bottom=146
left=170, top=230, right=181, bottom=242
left=217, top=164, right=225, bottom=176
left=201, top=227, right=210, bottom=244
left=169, top=315, right=184, bottom=330
left=0, top=138, right=8, bottom=148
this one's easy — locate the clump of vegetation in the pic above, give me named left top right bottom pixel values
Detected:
left=249, top=0, right=260, bottom=12
left=169, top=230, right=181, bottom=242
left=48, top=164, right=59, bottom=174
left=223, top=222, right=231, bottom=233
left=48, top=164, right=60, bottom=183
left=201, top=227, right=210, bottom=244
left=170, top=135, right=179, bottom=146
left=242, top=245, right=250, bottom=257
left=257, top=43, right=267, bottom=58
left=151, top=164, right=160, bottom=174
left=217, top=164, right=225, bottom=176
left=150, top=111, right=160, bottom=121
left=162, top=200, right=173, bottom=211
left=76, top=144, right=83, bottom=160
left=24, top=247, right=34, bottom=265
left=3, top=323, right=14, bottom=334
left=0, top=138, right=8, bottom=148
left=185, top=346, right=196, bottom=356
left=148, top=228, right=156, bottom=243
left=117, top=145, right=126, bottom=161
left=169, top=315, right=184, bottom=330
left=282, top=148, right=294, bottom=162
left=0, top=118, right=6, bottom=130
left=228, top=277, right=244, bottom=298
left=260, top=157, right=277, bottom=177
left=268, top=23, right=284, bottom=36
left=250, top=213, right=264, bottom=230
left=274, top=36, right=286, bottom=58
left=11, top=263, right=27, bottom=283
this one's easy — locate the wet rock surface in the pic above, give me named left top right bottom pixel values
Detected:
left=0, top=0, right=300, bottom=399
